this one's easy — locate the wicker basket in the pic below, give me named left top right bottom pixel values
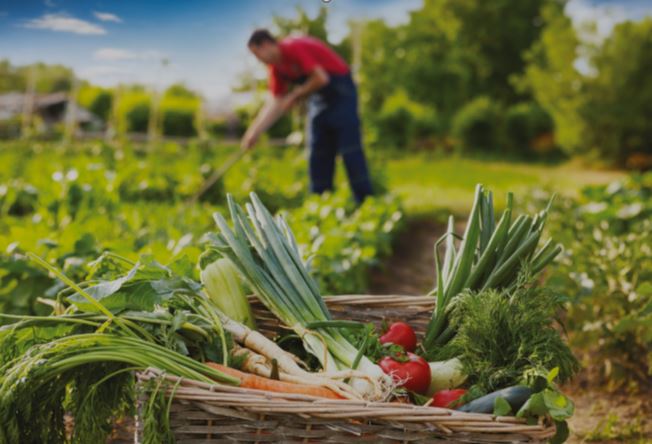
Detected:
left=137, top=295, right=557, bottom=443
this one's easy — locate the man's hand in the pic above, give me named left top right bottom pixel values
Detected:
left=279, top=92, right=298, bottom=113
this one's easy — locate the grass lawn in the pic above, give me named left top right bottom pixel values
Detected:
left=385, top=155, right=625, bottom=216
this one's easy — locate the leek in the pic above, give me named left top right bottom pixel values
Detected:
left=208, top=193, right=391, bottom=400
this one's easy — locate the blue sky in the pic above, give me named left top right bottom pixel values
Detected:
left=0, top=0, right=650, bottom=105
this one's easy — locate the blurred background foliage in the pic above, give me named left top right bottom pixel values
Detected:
left=3, top=0, right=652, bottom=169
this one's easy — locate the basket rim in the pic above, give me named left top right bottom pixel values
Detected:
left=248, top=293, right=437, bottom=304
left=138, top=369, right=557, bottom=440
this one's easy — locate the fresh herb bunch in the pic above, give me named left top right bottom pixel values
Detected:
left=0, top=334, right=236, bottom=443
left=432, top=278, right=579, bottom=395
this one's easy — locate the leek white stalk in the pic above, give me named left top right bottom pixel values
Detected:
left=427, top=358, right=467, bottom=395
left=183, top=291, right=364, bottom=399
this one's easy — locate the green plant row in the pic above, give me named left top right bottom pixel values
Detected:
left=0, top=141, right=403, bottom=320
left=530, top=173, right=652, bottom=391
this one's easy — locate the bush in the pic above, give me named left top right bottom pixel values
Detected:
left=160, top=101, right=197, bottom=137
left=376, top=89, right=438, bottom=149
left=0, top=116, right=22, bottom=140
left=452, top=96, right=503, bottom=152
left=207, top=117, right=238, bottom=139
left=267, top=113, right=293, bottom=139
left=126, top=103, right=150, bottom=133
left=505, top=102, right=554, bottom=155
left=160, top=85, right=200, bottom=138
left=117, top=91, right=151, bottom=134
left=78, top=85, right=113, bottom=122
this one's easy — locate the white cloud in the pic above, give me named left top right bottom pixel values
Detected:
left=93, top=11, right=122, bottom=23
left=565, top=0, right=628, bottom=44
left=44, top=0, right=56, bottom=7
left=94, top=48, right=167, bottom=61
left=23, top=13, right=106, bottom=35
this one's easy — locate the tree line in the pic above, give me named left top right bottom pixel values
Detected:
left=2, top=0, right=651, bottom=167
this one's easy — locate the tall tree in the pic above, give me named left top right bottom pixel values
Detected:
left=518, top=1, right=585, bottom=153
left=581, top=18, right=652, bottom=165
left=0, top=59, right=25, bottom=92
left=356, top=0, right=554, bottom=134
left=442, top=0, right=550, bottom=102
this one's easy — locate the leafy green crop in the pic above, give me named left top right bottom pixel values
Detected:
left=0, top=140, right=403, bottom=320
left=531, top=174, right=652, bottom=391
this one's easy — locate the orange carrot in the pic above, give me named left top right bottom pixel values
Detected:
left=205, top=362, right=343, bottom=399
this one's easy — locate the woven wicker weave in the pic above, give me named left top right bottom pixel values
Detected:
left=138, top=295, right=557, bottom=443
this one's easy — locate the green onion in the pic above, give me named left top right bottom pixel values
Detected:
left=423, top=185, right=561, bottom=358
left=0, top=333, right=239, bottom=443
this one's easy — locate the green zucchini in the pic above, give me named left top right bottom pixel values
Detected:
left=456, top=385, right=532, bottom=414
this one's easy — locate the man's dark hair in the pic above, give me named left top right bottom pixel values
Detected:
left=248, top=29, right=276, bottom=47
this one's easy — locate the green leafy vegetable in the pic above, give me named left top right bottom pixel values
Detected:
left=431, top=279, right=579, bottom=394
left=66, top=255, right=201, bottom=313
left=199, top=251, right=256, bottom=328
left=493, top=397, right=512, bottom=416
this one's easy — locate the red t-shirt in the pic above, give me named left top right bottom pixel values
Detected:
left=268, top=36, right=349, bottom=97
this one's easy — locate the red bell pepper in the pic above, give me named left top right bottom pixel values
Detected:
left=379, top=322, right=417, bottom=352
left=431, top=389, right=467, bottom=408
left=379, top=352, right=431, bottom=394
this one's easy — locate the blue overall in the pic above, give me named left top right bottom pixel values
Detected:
left=301, top=73, right=374, bottom=203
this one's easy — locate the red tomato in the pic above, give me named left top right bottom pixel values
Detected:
left=379, top=352, right=431, bottom=394
left=431, top=389, right=467, bottom=408
left=379, top=322, right=417, bottom=352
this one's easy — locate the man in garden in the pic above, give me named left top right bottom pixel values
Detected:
left=241, top=29, right=374, bottom=203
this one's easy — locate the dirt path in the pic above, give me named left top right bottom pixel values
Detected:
left=368, top=218, right=652, bottom=444
left=565, top=386, right=652, bottom=443
left=368, top=219, right=444, bottom=295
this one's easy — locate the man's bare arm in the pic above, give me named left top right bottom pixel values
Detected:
left=241, top=96, right=284, bottom=150
left=284, top=67, right=329, bottom=105
left=241, top=67, right=329, bottom=150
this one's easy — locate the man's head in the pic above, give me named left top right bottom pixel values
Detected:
left=247, top=29, right=281, bottom=64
